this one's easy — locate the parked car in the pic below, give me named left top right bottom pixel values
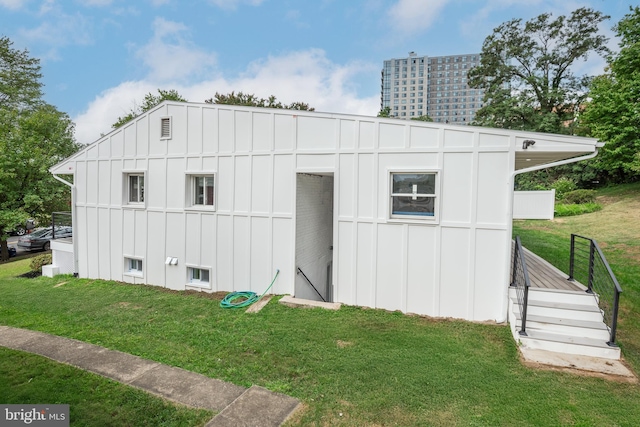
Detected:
left=17, top=226, right=72, bottom=252
left=8, top=219, right=36, bottom=236
left=9, top=226, right=26, bottom=236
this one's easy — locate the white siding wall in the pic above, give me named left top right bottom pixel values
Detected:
left=69, top=104, right=521, bottom=322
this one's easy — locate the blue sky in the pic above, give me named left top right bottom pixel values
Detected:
left=0, top=0, right=634, bottom=144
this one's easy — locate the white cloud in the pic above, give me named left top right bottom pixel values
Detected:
left=73, top=49, right=379, bottom=144
left=17, top=2, right=94, bottom=57
left=387, top=0, right=449, bottom=36
left=0, top=0, right=28, bottom=10
left=135, top=17, right=217, bottom=82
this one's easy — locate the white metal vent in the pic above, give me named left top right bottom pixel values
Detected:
left=160, top=117, right=171, bottom=139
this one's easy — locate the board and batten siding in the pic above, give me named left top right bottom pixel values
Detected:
left=70, top=103, right=515, bottom=322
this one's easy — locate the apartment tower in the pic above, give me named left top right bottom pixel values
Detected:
left=381, top=52, right=484, bottom=124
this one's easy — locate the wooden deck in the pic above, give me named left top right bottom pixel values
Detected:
left=512, top=242, right=585, bottom=292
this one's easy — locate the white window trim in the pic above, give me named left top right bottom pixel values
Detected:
left=185, top=171, right=217, bottom=211
left=123, top=170, right=147, bottom=208
left=387, top=170, right=440, bottom=224
left=186, top=265, right=212, bottom=289
left=160, top=116, right=172, bottom=140
left=124, top=256, right=144, bottom=278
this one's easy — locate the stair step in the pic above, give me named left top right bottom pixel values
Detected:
left=527, top=287, right=596, bottom=304
left=511, top=296, right=603, bottom=322
left=514, top=312, right=608, bottom=331
left=518, top=330, right=620, bottom=360
left=513, top=313, right=611, bottom=340
left=527, top=299, right=600, bottom=312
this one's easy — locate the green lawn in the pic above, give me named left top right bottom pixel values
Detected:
left=0, top=347, right=213, bottom=427
left=1, top=257, right=640, bottom=425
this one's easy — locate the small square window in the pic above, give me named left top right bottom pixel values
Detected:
left=390, top=172, right=438, bottom=220
left=125, top=257, right=143, bottom=277
left=187, top=174, right=216, bottom=210
left=127, top=174, right=145, bottom=204
left=188, top=267, right=210, bottom=287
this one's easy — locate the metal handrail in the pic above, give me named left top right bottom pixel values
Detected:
left=511, top=236, right=531, bottom=336
left=296, top=267, right=326, bottom=302
left=569, top=234, right=622, bottom=345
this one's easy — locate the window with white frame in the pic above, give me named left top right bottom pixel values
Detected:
left=128, top=174, right=145, bottom=203
left=188, top=174, right=215, bottom=208
left=188, top=267, right=210, bottom=286
left=125, top=258, right=143, bottom=276
left=390, top=172, right=438, bottom=219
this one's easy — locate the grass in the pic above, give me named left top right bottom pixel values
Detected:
left=514, top=181, right=640, bottom=373
left=0, top=347, right=213, bottom=427
left=554, top=202, right=602, bottom=217
left=2, top=259, right=640, bottom=425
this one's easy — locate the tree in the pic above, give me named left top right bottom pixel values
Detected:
left=205, top=91, right=314, bottom=111
left=377, top=106, right=391, bottom=117
left=468, top=8, right=610, bottom=134
left=112, top=89, right=187, bottom=129
left=0, top=38, right=79, bottom=260
left=0, top=36, right=43, bottom=110
left=411, top=115, right=433, bottom=122
left=581, top=6, right=640, bottom=183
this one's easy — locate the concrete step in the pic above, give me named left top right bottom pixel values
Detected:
left=527, top=287, right=599, bottom=305
left=518, top=330, right=620, bottom=360
left=513, top=312, right=611, bottom=341
left=511, top=297, right=604, bottom=322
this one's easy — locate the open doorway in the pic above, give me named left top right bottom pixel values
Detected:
left=295, top=173, right=334, bottom=302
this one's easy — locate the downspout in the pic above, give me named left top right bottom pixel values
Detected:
left=52, top=173, right=78, bottom=277
left=500, top=146, right=602, bottom=323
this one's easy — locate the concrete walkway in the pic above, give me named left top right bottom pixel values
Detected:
left=0, top=326, right=300, bottom=426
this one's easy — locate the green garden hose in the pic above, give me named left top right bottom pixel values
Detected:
left=219, top=269, right=280, bottom=309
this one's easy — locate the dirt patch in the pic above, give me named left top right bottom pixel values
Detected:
left=336, top=340, right=353, bottom=348
left=112, top=301, right=142, bottom=309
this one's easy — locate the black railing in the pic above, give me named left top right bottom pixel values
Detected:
left=569, top=234, right=622, bottom=345
left=296, top=267, right=326, bottom=302
left=51, top=211, right=72, bottom=240
left=510, top=236, right=531, bottom=336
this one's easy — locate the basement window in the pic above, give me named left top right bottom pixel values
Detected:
left=389, top=172, right=439, bottom=220
left=188, top=267, right=210, bottom=288
left=160, top=117, right=172, bottom=139
left=125, top=257, right=143, bottom=277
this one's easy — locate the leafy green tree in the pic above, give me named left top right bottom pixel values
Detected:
left=0, top=36, right=43, bottom=110
left=468, top=8, right=610, bottom=134
left=112, top=89, right=187, bottom=129
left=581, top=6, right=640, bottom=183
left=0, top=38, right=79, bottom=260
left=411, top=115, right=433, bottom=122
left=205, top=91, right=314, bottom=111
left=377, top=106, right=391, bottom=117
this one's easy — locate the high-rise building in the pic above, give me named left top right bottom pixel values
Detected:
left=381, top=51, right=484, bottom=124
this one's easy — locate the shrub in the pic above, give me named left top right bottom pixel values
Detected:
left=551, top=177, right=577, bottom=199
left=562, top=189, right=597, bottom=204
left=554, top=203, right=602, bottom=217
left=30, top=254, right=52, bottom=272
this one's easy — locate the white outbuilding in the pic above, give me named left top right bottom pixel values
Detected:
left=50, top=102, right=601, bottom=322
